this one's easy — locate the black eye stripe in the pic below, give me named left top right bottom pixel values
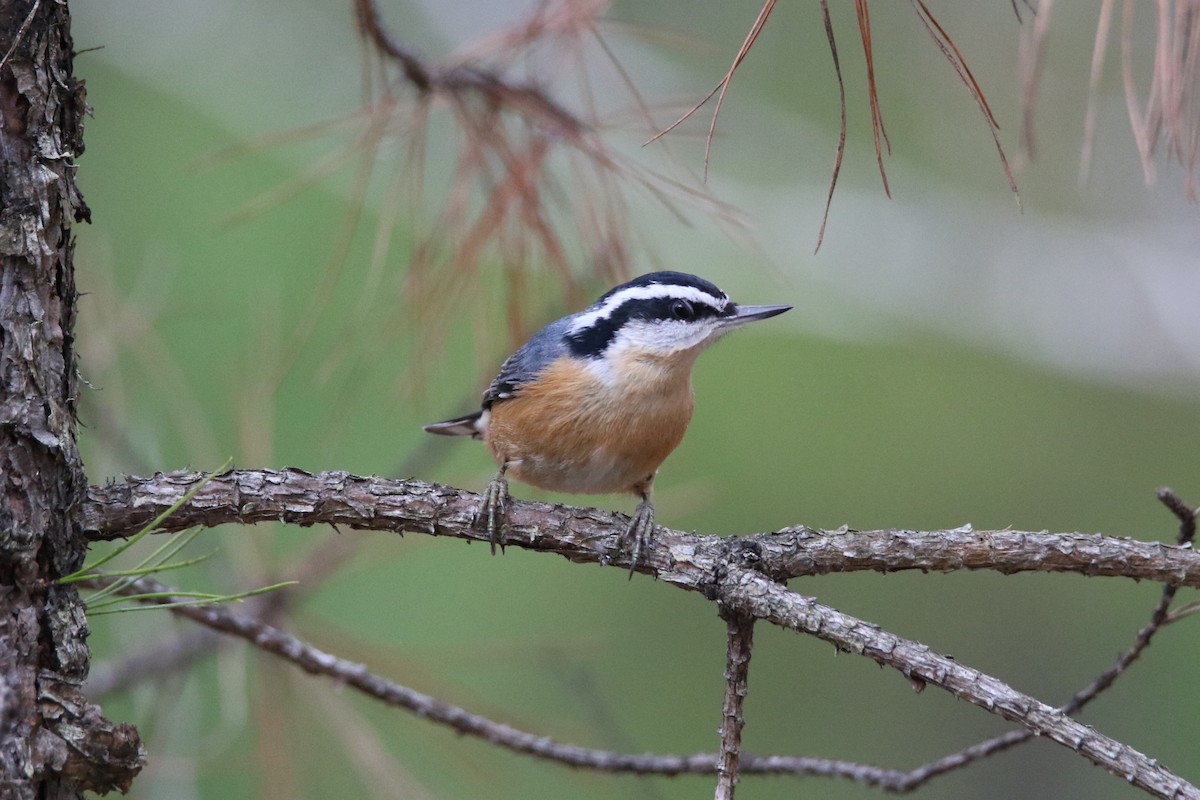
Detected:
left=565, top=296, right=722, bottom=357
left=563, top=272, right=733, bottom=358
left=632, top=296, right=718, bottom=321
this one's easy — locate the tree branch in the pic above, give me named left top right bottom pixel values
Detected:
left=712, top=565, right=1199, bottom=800
left=857, top=487, right=1200, bottom=790
left=110, top=575, right=1124, bottom=790
left=84, top=473, right=1200, bottom=796
left=715, top=608, right=754, bottom=799
left=103, top=575, right=873, bottom=780
left=83, top=469, right=1200, bottom=590
left=1, top=0, right=142, bottom=794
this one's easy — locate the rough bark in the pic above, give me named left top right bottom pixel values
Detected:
left=82, top=469, right=1200, bottom=590
left=715, top=609, right=754, bottom=800
left=0, top=1, right=142, bottom=796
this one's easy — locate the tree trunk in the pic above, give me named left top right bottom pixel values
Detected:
left=0, top=1, right=142, bottom=796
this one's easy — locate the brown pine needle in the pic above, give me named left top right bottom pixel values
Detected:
left=1122, top=0, right=1157, bottom=184
left=645, top=0, right=777, bottom=183
left=912, top=0, right=1020, bottom=204
left=917, top=0, right=1000, bottom=129
left=1080, top=0, right=1116, bottom=187
left=816, top=0, right=848, bottom=254
left=856, top=0, right=892, bottom=198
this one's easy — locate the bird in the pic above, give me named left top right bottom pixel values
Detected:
left=424, top=270, right=791, bottom=572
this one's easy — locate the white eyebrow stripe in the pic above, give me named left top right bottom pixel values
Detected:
left=568, top=284, right=727, bottom=332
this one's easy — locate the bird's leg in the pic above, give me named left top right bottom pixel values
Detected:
left=476, top=461, right=511, bottom=555
left=622, top=477, right=656, bottom=578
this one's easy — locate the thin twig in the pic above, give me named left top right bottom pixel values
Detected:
left=112, top=577, right=722, bottom=773
left=714, top=566, right=1199, bottom=800
left=812, top=488, right=1200, bottom=791
left=1058, top=488, right=1196, bottom=710
left=353, top=0, right=432, bottom=90
left=715, top=608, right=754, bottom=800
left=100, top=575, right=875, bottom=780
left=699, top=0, right=777, bottom=182
left=1157, top=487, right=1198, bottom=543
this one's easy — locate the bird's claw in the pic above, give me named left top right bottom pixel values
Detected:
left=621, top=501, right=655, bottom=579
left=474, top=473, right=511, bottom=554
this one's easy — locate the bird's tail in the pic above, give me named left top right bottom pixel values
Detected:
left=423, top=411, right=485, bottom=440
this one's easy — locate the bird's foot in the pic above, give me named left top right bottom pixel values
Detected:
left=474, top=472, right=511, bottom=554
left=621, top=501, right=656, bottom=578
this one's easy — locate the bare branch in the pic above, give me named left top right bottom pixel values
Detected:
left=864, top=488, right=1200, bottom=789
left=715, top=608, right=754, bottom=799
left=83, top=470, right=1200, bottom=590
left=1057, top=488, right=1197, bottom=711
left=1158, top=487, right=1199, bottom=542
left=713, top=566, right=1199, bottom=800
left=353, top=0, right=432, bottom=91
left=102, top=558, right=1200, bottom=795
left=84, top=478, right=1200, bottom=795
left=100, top=575, right=883, bottom=781
left=109, top=577, right=708, bottom=773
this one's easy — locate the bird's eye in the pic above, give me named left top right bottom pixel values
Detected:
left=670, top=299, right=695, bottom=320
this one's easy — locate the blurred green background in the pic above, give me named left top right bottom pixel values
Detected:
left=72, top=1, right=1199, bottom=799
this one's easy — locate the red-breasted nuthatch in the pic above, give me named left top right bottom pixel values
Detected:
left=424, top=271, right=791, bottom=570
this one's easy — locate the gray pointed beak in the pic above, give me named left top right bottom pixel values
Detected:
left=720, top=303, right=792, bottom=328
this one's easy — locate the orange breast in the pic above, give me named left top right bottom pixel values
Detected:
left=484, top=352, right=696, bottom=496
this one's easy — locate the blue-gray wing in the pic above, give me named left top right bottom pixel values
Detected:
left=482, top=316, right=573, bottom=409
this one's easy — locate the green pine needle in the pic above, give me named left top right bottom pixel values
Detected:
left=59, top=460, right=296, bottom=615
left=86, top=582, right=298, bottom=615
left=61, top=458, right=233, bottom=584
